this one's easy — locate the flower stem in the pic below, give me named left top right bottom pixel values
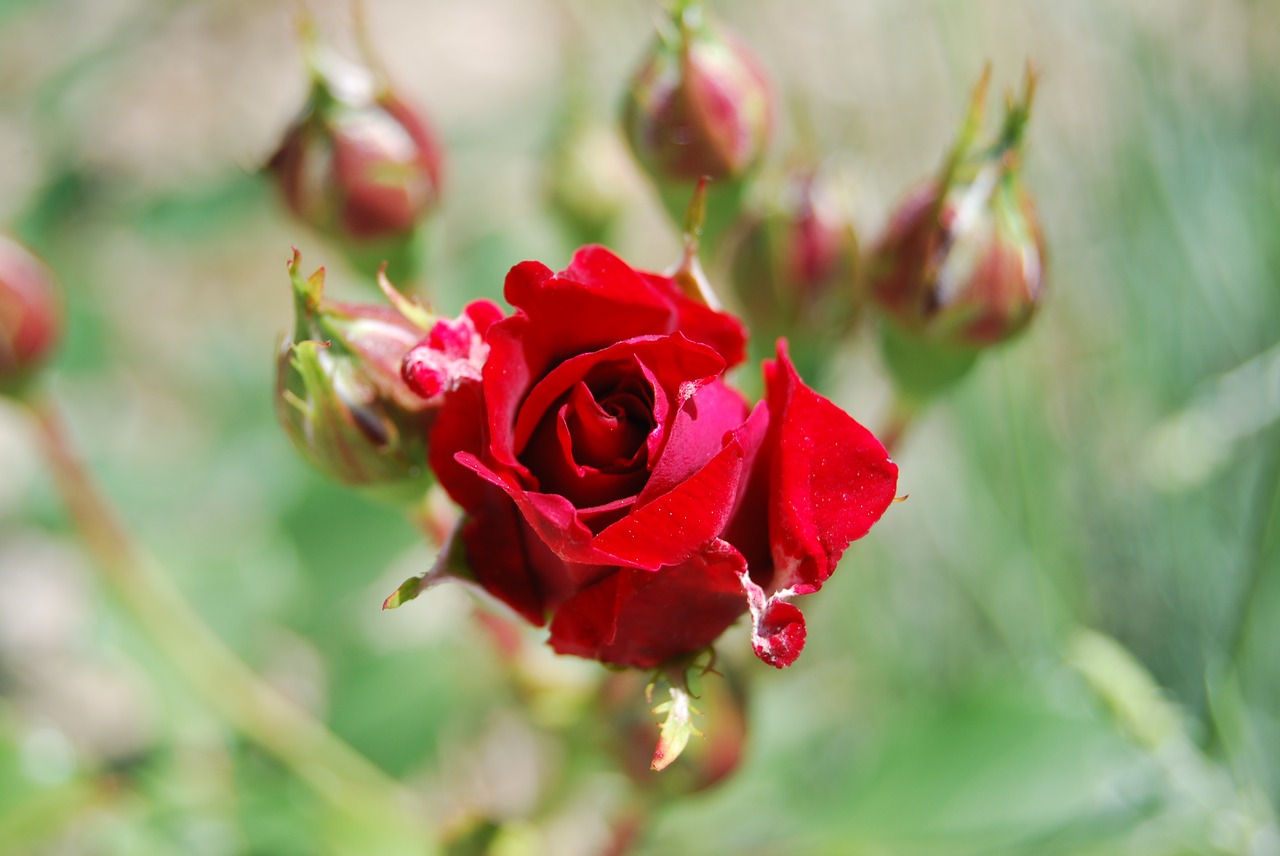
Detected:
left=668, top=177, right=722, bottom=310
left=600, top=804, right=650, bottom=856
left=25, top=392, right=436, bottom=853
left=878, top=392, right=919, bottom=456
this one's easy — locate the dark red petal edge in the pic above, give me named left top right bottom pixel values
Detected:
left=765, top=340, right=899, bottom=594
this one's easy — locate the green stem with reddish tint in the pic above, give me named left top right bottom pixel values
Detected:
left=25, top=392, right=437, bottom=855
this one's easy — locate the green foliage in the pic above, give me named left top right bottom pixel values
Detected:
left=1, top=0, right=1277, bottom=853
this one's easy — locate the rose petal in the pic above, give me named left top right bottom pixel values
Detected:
left=503, top=246, right=747, bottom=376
left=739, top=570, right=807, bottom=668
left=639, top=270, right=748, bottom=367
left=748, top=341, right=899, bottom=593
left=567, top=382, right=648, bottom=467
left=522, top=396, right=648, bottom=508
left=458, top=499, right=546, bottom=626
left=454, top=451, right=601, bottom=561
left=402, top=301, right=499, bottom=400
left=429, top=382, right=490, bottom=511
left=639, top=380, right=752, bottom=503
left=463, top=299, right=505, bottom=336
left=457, top=401, right=765, bottom=572
left=511, top=335, right=722, bottom=457
left=449, top=452, right=615, bottom=614
left=548, top=541, right=749, bottom=668
left=479, top=317, right=538, bottom=474
left=503, top=249, right=678, bottom=374
left=589, top=403, right=767, bottom=569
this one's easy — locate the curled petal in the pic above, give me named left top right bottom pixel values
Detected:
left=402, top=300, right=502, bottom=399
left=739, top=571, right=806, bottom=668
left=503, top=245, right=747, bottom=374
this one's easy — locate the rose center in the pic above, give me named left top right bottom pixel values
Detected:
left=519, top=361, right=657, bottom=509
left=567, top=375, right=652, bottom=469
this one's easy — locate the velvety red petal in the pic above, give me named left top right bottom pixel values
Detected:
left=639, top=380, right=753, bottom=503
left=639, top=270, right=748, bottom=368
left=429, top=382, right=490, bottom=511
left=509, top=511, right=615, bottom=613
left=458, top=499, right=546, bottom=626
left=502, top=246, right=747, bottom=377
left=457, top=400, right=762, bottom=574
left=763, top=341, right=899, bottom=593
left=511, top=335, right=723, bottom=457
left=503, top=248, right=678, bottom=374
left=565, top=382, right=648, bottom=467
left=454, top=451, right=602, bottom=564
left=522, top=397, right=648, bottom=508
left=589, top=403, right=767, bottom=569
left=547, top=541, right=749, bottom=669
left=754, top=600, right=806, bottom=668
left=739, top=568, right=807, bottom=668
left=463, top=299, right=505, bottom=336
left=478, top=316, right=537, bottom=474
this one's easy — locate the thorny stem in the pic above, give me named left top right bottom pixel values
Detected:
left=25, top=392, right=437, bottom=852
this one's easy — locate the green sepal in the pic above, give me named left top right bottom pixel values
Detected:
left=340, top=225, right=428, bottom=290
left=382, top=521, right=473, bottom=610
left=644, top=653, right=718, bottom=772
left=649, top=681, right=703, bottom=772
left=278, top=338, right=434, bottom=503
left=878, top=319, right=980, bottom=403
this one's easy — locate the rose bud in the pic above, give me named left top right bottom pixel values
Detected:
left=269, top=40, right=443, bottom=265
left=729, top=164, right=859, bottom=333
left=0, top=235, right=62, bottom=396
left=622, top=2, right=772, bottom=185
left=275, top=249, right=438, bottom=500
left=868, top=66, right=1045, bottom=366
left=385, top=244, right=898, bottom=681
left=545, top=112, right=634, bottom=247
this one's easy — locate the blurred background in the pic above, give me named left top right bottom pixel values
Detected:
left=1, top=0, right=1279, bottom=853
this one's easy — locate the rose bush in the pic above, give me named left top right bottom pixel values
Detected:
left=402, top=245, right=897, bottom=670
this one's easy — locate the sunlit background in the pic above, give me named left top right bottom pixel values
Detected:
left=2, top=0, right=1279, bottom=853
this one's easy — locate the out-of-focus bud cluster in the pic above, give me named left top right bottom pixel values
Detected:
left=622, top=2, right=771, bottom=184
left=621, top=1, right=773, bottom=246
left=275, top=250, right=436, bottom=502
left=546, top=112, right=635, bottom=247
left=867, top=66, right=1045, bottom=398
left=0, top=235, right=62, bottom=397
left=269, top=26, right=443, bottom=278
left=728, top=164, right=859, bottom=334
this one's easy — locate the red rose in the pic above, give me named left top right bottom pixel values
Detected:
left=405, top=245, right=897, bottom=669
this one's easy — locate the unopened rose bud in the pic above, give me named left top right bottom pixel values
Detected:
left=868, top=67, right=1045, bottom=351
left=0, top=235, right=62, bottom=396
left=545, top=115, right=634, bottom=247
left=269, top=42, right=443, bottom=251
left=729, top=165, right=858, bottom=332
left=275, top=250, right=436, bottom=498
left=622, top=3, right=772, bottom=185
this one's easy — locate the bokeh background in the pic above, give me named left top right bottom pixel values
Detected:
left=2, top=0, right=1279, bottom=853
